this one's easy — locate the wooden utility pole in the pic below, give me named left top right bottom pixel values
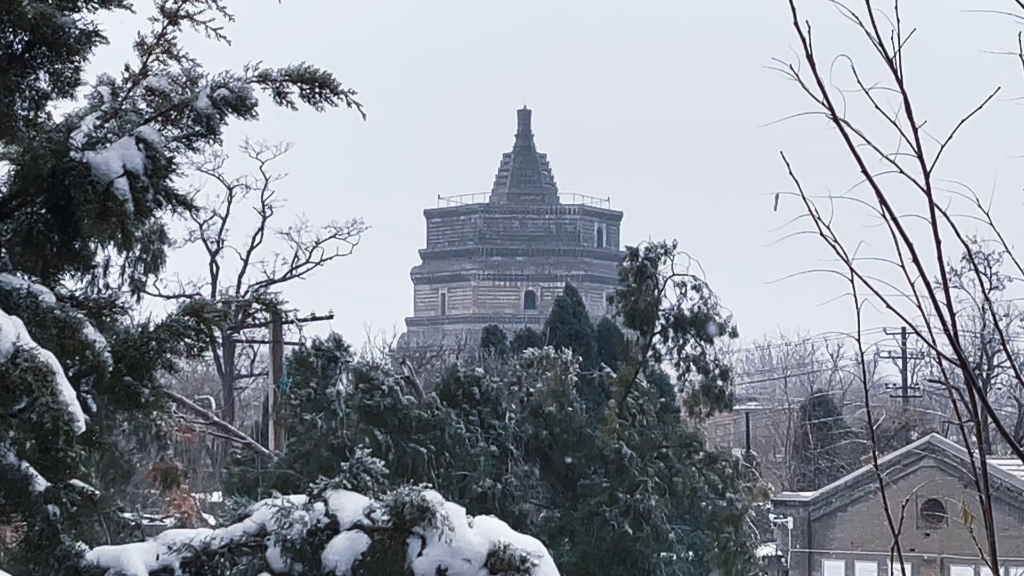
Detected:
left=267, top=309, right=285, bottom=451
left=881, top=326, right=927, bottom=406
left=249, top=309, right=334, bottom=453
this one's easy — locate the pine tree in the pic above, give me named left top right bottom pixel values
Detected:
left=0, top=1, right=364, bottom=573
left=510, top=326, right=545, bottom=353
left=227, top=334, right=529, bottom=526
left=480, top=324, right=509, bottom=356
left=791, top=390, right=865, bottom=491
left=543, top=283, right=597, bottom=369
left=595, top=316, right=625, bottom=371
left=219, top=238, right=760, bottom=576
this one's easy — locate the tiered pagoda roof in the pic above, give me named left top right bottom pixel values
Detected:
left=488, top=107, right=559, bottom=206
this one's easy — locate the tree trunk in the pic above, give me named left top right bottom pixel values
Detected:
left=1013, top=400, right=1024, bottom=448
left=980, top=407, right=993, bottom=455
left=221, top=333, right=237, bottom=425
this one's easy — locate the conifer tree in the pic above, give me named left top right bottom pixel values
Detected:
left=0, top=1, right=364, bottom=573
left=790, top=390, right=865, bottom=491
left=480, top=323, right=509, bottom=356
left=595, top=316, right=625, bottom=371
left=542, top=283, right=597, bottom=369
left=510, top=326, right=545, bottom=354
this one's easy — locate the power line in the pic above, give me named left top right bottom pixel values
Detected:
left=726, top=326, right=890, bottom=355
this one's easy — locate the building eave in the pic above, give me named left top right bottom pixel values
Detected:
left=771, top=433, right=1024, bottom=517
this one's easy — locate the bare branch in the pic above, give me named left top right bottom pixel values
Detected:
left=164, top=388, right=272, bottom=458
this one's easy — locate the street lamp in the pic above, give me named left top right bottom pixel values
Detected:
left=769, top=513, right=794, bottom=574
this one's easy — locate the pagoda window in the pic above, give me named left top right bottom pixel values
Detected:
left=439, top=291, right=448, bottom=316
left=596, top=226, right=605, bottom=248
left=524, top=290, right=538, bottom=312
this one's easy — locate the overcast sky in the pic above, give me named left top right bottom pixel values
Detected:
left=89, top=0, right=1024, bottom=353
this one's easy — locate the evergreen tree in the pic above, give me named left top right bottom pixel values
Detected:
left=595, top=316, right=625, bottom=371
left=227, top=334, right=529, bottom=526
left=0, top=1, right=364, bottom=573
left=219, top=239, right=758, bottom=576
left=543, top=282, right=597, bottom=368
left=510, top=326, right=545, bottom=353
left=790, top=390, right=865, bottom=491
left=480, top=323, right=509, bottom=356
left=610, top=240, right=738, bottom=418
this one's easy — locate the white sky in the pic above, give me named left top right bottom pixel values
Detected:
left=88, top=0, right=1024, bottom=355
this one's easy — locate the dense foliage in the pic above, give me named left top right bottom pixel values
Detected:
left=0, top=1, right=763, bottom=573
left=227, top=244, right=760, bottom=576
left=0, top=0, right=362, bottom=574
left=790, top=391, right=865, bottom=491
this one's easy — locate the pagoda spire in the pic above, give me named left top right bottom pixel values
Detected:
left=489, top=107, right=558, bottom=205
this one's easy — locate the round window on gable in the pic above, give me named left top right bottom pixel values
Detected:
left=920, top=498, right=947, bottom=528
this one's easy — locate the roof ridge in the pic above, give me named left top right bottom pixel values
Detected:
left=772, top=433, right=1024, bottom=503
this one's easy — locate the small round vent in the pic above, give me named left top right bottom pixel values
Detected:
left=920, top=498, right=947, bottom=528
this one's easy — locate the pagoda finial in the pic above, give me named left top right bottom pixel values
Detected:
left=515, top=107, right=534, bottom=151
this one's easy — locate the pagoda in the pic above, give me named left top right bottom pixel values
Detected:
left=403, top=107, right=624, bottom=346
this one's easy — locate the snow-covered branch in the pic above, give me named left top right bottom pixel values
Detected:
left=163, top=388, right=272, bottom=458
left=82, top=487, right=559, bottom=576
left=0, top=306, right=87, bottom=435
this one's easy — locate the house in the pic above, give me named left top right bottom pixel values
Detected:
left=771, top=433, right=1024, bottom=576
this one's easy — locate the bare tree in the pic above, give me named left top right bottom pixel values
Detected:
left=920, top=236, right=1024, bottom=454
left=148, top=138, right=368, bottom=430
left=776, top=0, right=1024, bottom=572
left=362, top=323, right=477, bottom=395
left=723, top=331, right=887, bottom=490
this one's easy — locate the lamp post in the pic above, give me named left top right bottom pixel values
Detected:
left=769, top=514, right=794, bottom=575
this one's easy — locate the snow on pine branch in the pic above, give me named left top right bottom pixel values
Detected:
left=70, top=126, right=166, bottom=216
left=0, top=441, right=51, bottom=493
left=0, top=273, right=112, bottom=367
left=83, top=487, right=559, bottom=576
left=0, top=305, right=86, bottom=435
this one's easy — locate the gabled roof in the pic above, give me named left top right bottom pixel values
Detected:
left=489, top=107, right=559, bottom=206
left=772, top=433, right=1024, bottom=516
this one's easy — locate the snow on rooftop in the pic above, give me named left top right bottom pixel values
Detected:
left=776, top=435, right=1024, bottom=505
left=989, top=459, right=1024, bottom=483
left=83, top=488, right=560, bottom=576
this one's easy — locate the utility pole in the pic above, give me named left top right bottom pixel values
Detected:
left=267, top=309, right=284, bottom=452
left=234, top=309, right=335, bottom=453
left=880, top=326, right=927, bottom=406
left=744, top=411, right=751, bottom=454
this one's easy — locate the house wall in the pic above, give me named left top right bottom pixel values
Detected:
left=705, top=406, right=789, bottom=490
left=777, top=459, right=1024, bottom=576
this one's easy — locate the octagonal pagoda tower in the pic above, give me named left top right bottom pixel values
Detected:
left=403, top=107, right=624, bottom=347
